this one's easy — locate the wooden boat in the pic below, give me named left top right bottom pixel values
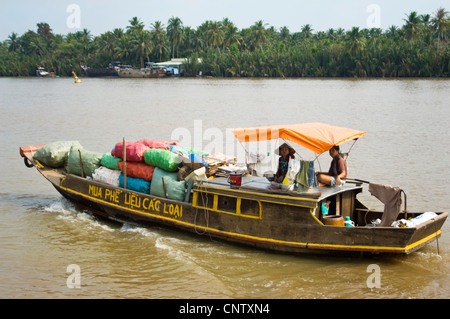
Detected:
left=19, top=123, right=447, bottom=256
left=117, top=65, right=167, bottom=78
left=81, top=62, right=133, bottom=77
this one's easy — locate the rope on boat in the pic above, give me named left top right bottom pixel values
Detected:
left=194, top=182, right=211, bottom=238
left=24, top=157, right=34, bottom=168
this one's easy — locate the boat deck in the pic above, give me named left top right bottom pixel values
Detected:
left=202, top=175, right=363, bottom=201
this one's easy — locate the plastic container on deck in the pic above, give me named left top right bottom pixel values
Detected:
left=228, top=172, right=242, bottom=189
left=345, top=216, right=355, bottom=227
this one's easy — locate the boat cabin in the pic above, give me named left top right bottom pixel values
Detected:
left=191, top=175, right=368, bottom=228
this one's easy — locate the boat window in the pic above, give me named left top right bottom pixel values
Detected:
left=239, top=199, right=261, bottom=218
left=193, top=191, right=262, bottom=219
left=217, top=196, right=237, bottom=213
left=196, top=192, right=214, bottom=209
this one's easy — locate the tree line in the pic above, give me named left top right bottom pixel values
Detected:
left=1, top=8, right=449, bottom=77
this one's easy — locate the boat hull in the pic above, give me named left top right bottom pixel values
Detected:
left=55, top=174, right=445, bottom=256
left=117, top=68, right=166, bottom=78
left=84, top=68, right=118, bottom=77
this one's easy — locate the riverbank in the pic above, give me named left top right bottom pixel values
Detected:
left=2, top=9, right=449, bottom=78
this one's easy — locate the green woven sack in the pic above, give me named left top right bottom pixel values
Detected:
left=100, top=153, right=122, bottom=170
left=67, top=144, right=102, bottom=177
left=144, top=148, right=181, bottom=172
left=150, top=167, right=186, bottom=201
left=33, top=140, right=82, bottom=168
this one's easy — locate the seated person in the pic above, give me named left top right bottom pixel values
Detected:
left=274, top=143, right=296, bottom=183
left=316, top=145, right=347, bottom=186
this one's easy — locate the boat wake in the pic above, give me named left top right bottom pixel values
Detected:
left=42, top=198, right=115, bottom=233
left=119, top=222, right=159, bottom=240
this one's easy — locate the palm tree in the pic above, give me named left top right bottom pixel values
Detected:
left=192, top=28, right=207, bottom=52
left=127, top=17, right=144, bottom=33
left=133, top=29, right=153, bottom=68
left=279, top=26, right=290, bottom=44
left=37, top=22, right=54, bottom=39
left=403, top=11, right=421, bottom=41
left=97, top=31, right=116, bottom=62
left=125, top=17, right=152, bottom=67
left=206, top=21, right=224, bottom=52
left=167, top=16, right=184, bottom=58
left=116, top=34, right=132, bottom=63
left=336, top=28, right=346, bottom=40
left=151, top=21, right=167, bottom=61
left=223, top=21, right=241, bottom=50
left=250, top=20, right=267, bottom=50
left=346, top=27, right=365, bottom=56
left=345, top=27, right=366, bottom=76
left=301, top=24, right=313, bottom=39
left=386, top=25, right=400, bottom=38
left=432, top=7, right=449, bottom=49
left=76, top=29, right=92, bottom=64
left=112, top=28, right=124, bottom=40
left=6, top=33, right=20, bottom=52
left=326, top=28, right=336, bottom=40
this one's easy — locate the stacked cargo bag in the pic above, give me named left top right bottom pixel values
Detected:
left=92, top=166, right=121, bottom=187
left=119, top=174, right=150, bottom=193
left=33, top=140, right=82, bottom=168
left=144, top=148, right=182, bottom=172
left=67, top=144, right=103, bottom=177
left=137, top=139, right=179, bottom=149
left=100, top=153, right=122, bottom=170
left=150, top=167, right=186, bottom=201
left=111, top=141, right=148, bottom=162
left=118, top=162, right=155, bottom=181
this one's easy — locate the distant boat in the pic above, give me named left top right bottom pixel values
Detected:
left=117, top=63, right=167, bottom=78
left=152, top=58, right=186, bottom=76
left=36, top=67, right=49, bottom=77
left=82, top=62, right=131, bottom=77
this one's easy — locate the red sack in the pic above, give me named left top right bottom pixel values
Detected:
left=137, top=139, right=179, bottom=149
left=118, top=161, right=155, bottom=181
left=111, top=142, right=148, bottom=162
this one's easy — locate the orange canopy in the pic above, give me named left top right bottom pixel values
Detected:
left=232, top=122, right=366, bottom=154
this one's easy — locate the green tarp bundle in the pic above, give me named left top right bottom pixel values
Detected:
left=100, top=153, right=122, bottom=170
left=33, top=141, right=82, bottom=168
left=144, top=148, right=181, bottom=172
left=150, top=167, right=186, bottom=201
left=67, top=144, right=103, bottom=178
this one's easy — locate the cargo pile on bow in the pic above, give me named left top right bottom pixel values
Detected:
left=31, top=139, right=241, bottom=201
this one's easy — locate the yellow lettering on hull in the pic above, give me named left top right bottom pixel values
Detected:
left=87, top=183, right=182, bottom=220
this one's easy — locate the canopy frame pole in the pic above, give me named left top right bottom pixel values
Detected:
left=313, top=153, right=323, bottom=172
left=344, top=139, right=358, bottom=160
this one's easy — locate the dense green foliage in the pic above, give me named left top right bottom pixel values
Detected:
left=1, top=8, right=449, bottom=77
